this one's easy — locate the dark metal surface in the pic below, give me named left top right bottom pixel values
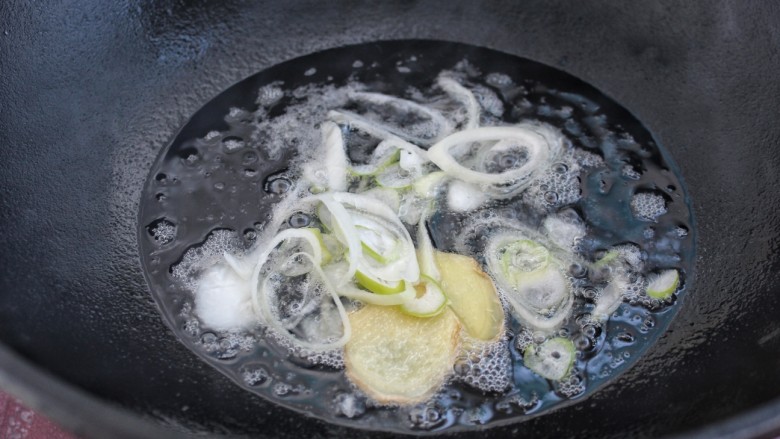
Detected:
left=1, top=1, right=779, bottom=438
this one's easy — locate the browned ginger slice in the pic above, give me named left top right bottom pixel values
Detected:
left=344, top=305, right=460, bottom=404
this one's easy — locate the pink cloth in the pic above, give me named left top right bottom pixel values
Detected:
left=0, top=390, right=75, bottom=439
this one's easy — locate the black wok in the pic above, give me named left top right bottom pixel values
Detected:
left=1, top=1, right=780, bottom=438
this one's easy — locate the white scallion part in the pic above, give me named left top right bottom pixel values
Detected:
left=398, top=149, right=427, bottom=177
left=195, top=262, right=255, bottom=331
left=374, top=163, right=417, bottom=189
left=447, top=180, right=489, bottom=212
left=258, top=252, right=351, bottom=351
left=438, top=75, right=480, bottom=130
left=249, top=227, right=324, bottom=277
left=347, top=91, right=453, bottom=143
left=249, top=227, right=325, bottom=321
left=592, top=272, right=627, bottom=321
left=400, top=277, right=447, bottom=317
left=322, top=121, right=348, bottom=192
left=416, top=212, right=440, bottom=281
left=332, top=192, right=419, bottom=283
left=427, top=122, right=565, bottom=196
left=328, top=110, right=431, bottom=177
left=413, top=171, right=448, bottom=199
left=316, top=194, right=363, bottom=285
left=348, top=145, right=400, bottom=177
left=360, top=187, right=401, bottom=212
left=328, top=110, right=432, bottom=158
left=398, top=193, right=426, bottom=226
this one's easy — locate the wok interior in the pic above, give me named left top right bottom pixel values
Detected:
left=1, top=1, right=779, bottom=437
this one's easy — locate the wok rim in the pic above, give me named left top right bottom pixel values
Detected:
left=2, top=340, right=780, bottom=438
left=0, top=342, right=189, bottom=439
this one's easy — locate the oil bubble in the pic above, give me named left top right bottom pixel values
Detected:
left=273, top=382, right=292, bottom=396
left=570, top=263, right=588, bottom=278
left=200, top=332, right=218, bottom=351
left=574, top=335, right=593, bottom=351
left=631, top=191, right=668, bottom=221
left=582, top=325, right=597, bottom=338
left=581, top=287, right=598, bottom=301
left=557, top=374, right=585, bottom=398
left=147, top=218, right=176, bottom=245
left=265, top=176, right=292, bottom=194
left=621, top=164, right=641, bottom=180
left=675, top=225, right=689, bottom=238
left=552, top=163, right=568, bottom=174
left=244, top=229, right=257, bottom=242
left=242, top=151, right=259, bottom=165
left=409, top=403, right=445, bottom=430
left=222, top=136, right=245, bottom=151
left=288, top=212, right=311, bottom=228
left=183, top=318, right=199, bottom=338
left=616, top=332, right=636, bottom=344
left=464, top=405, right=491, bottom=425
left=333, top=393, right=366, bottom=419
left=242, top=366, right=270, bottom=386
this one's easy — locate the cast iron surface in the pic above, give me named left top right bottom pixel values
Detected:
left=1, top=1, right=779, bottom=438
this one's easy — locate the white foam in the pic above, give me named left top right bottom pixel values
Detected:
left=250, top=82, right=355, bottom=162
left=150, top=220, right=176, bottom=245
left=242, top=366, right=270, bottom=386
left=473, top=84, right=505, bottom=118
left=447, top=180, right=489, bottom=212
left=456, top=334, right=512, bottom=393
left=333, top=392, right=366, bottom=418
left=194, top=263, right=255, bottom=331
left=572, top=148, right=604, bottom=168
left=522, top=150, right=582, bottom=212
left=557, top=373, right=585, bottom=398
left=630, top=191, right=667, bottom=221
left=172, top=229, right=243, bottom=290
left=223, top=138, right=244, bottom=151
left=621, top=274, right=658, bottom=308
left=485, top=72, right=513, bottom=88
left=622, top=164, right=641, bottom=180
left=269, top=327, right=346, bottom=369
left=542, top=212, right=586, bottom=251
left=514, top=328, right=535, bottom=352
left=612, top=243, right=644, bottom=271
left=257, top=83, right=284, bottom=107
